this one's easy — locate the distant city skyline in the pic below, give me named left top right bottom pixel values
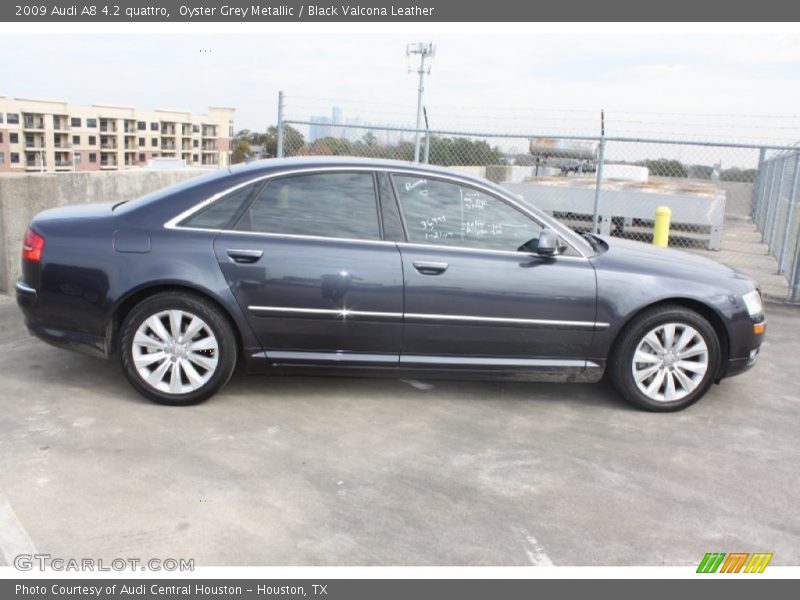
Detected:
left=307, top=106, right=415, bottom=145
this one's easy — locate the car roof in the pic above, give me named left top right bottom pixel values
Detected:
left=227, top=156, right=499, bottom=189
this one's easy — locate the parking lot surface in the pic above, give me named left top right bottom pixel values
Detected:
left=0, top=295, right=798, bottom=566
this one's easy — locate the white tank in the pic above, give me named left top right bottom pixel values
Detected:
left=529, top=138, right=599, bottom=160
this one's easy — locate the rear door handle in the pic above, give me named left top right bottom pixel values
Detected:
left=226, top=249, right=263, bottom=263
left=413, top=260, right=449, bottom=275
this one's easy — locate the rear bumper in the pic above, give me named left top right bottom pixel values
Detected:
left=16, top=279, right=109, bottom=359
left=15, top=279, right=37, bottom=309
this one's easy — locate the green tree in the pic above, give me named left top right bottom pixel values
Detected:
left=262, top=124, right=305, bottom=157
left=640, top=159, right=688, bottom=178
left=428, top=137, right=505, bottom=166
left=362, top=131, right=378, bottom=147
left=230, top=137, right=252, bottom=164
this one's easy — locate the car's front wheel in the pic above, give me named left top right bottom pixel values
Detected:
left=609, top=304, right=721, bottom=412
left=119, top=291, right=237, bottom=405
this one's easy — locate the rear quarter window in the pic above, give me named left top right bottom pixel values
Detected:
left=179, top=182, right=260, bottom=229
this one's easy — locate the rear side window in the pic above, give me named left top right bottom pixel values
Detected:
left=237, top=172, right=381, bottom=240
left=180, top=182, right=259, bottom=229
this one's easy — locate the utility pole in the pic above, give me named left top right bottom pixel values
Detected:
left=407, top=42, right=435, bottom=163
left=276, top=90, right=285, bottom=158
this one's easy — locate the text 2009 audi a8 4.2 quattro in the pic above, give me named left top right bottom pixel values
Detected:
left=16, top=158, right=765, bottom=411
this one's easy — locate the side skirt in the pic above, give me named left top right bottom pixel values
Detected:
left=244, top=351, right=606, bottom=383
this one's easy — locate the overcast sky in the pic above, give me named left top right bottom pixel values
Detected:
left=2, top=33, right=800, bottom=145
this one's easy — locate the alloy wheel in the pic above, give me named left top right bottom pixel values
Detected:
left=631, top=322, right=709, bottom=402
left=131, top=309, right=219, bottom=395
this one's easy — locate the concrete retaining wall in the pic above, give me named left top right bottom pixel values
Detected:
left=0, top=170, right=209, bottom=293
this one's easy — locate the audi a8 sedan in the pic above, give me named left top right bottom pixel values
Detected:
left=16, top=157, right=765, bottom=411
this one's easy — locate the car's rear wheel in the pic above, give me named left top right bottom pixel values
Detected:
left=609, top=304, right=721, bottom=412
left=119, top=291, right=237, bottom=405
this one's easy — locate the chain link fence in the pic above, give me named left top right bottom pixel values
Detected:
left=269, top=107, right=800, bottom=303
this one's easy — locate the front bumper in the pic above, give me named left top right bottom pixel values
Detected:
left=722, top=318, right=765, bottom=379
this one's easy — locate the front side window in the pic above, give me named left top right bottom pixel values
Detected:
left=392, top=175, right=542, bottom=252
left=181, top=182, right=259, bottom=230
left=7, top=113, right=19, bottom=124
left=70, top=117, right=81, bottom=127
left=87, top=118, right=97, bottom=128
left=237, top=172, right=381, bottom=241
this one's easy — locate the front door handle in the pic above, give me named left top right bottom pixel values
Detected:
left=226, top=249, right=263, bottom=264
left=413, top=260, right=449, bottom=275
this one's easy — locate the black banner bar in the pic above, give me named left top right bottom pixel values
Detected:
left=3, top=579, right=799, bottom=600
left=2, top=0, right=798, bottom=22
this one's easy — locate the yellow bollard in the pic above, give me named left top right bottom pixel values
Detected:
left=653, top=205, right=671, bottom=248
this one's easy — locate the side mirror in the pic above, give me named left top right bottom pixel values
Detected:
left=536, top=229, right=561, bottom=256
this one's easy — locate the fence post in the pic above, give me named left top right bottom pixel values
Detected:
left=767, top=155, right=788, bottom=249
left=751, top=147, right=766, bottom=220
left=778, top=152, right=800, bottom=274
left=276, top=90, right=285, bottom=158
left=790, top=236, right=800, bottom=302
left=763, top=156, right=785, bottom=245
left=756, top=158, right=773, bottom=230
left=592, top=137, right=606, bottom=234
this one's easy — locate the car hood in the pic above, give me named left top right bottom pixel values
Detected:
left=592, top=235, right=755, bottom=288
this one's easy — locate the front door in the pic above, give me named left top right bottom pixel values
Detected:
left=214, top=170, right=403, bottom=364
left=390, top=173, right=598, bottom=370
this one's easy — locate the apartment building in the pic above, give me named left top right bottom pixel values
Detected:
left=0, top=96, right=234, bottom=173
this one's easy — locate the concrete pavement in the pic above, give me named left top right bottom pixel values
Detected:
left=0, top=295, right=798, bottom=566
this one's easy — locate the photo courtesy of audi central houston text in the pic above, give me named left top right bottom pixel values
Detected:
left=16, top=157, right=766, bottom=411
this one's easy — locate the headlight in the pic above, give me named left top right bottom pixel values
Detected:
left=742, top=289, right=763, bottom=317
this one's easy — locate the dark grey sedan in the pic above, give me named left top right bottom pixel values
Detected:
left=16, top=157, right=765, bottom=411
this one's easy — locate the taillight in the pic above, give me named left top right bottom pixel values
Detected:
left=22, top=228, right=45, bottom=263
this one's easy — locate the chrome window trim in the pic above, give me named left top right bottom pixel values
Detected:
left=247, top=305, right=609, bottom=330
left=163, top=165, right=590, bottom=259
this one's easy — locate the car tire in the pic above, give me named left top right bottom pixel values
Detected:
left=119, top=291, right=237, bottom=405
left=609, top=304, right=721, bottom=412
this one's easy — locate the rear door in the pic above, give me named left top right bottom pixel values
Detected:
left=212, top=170, right=404, bottom=364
